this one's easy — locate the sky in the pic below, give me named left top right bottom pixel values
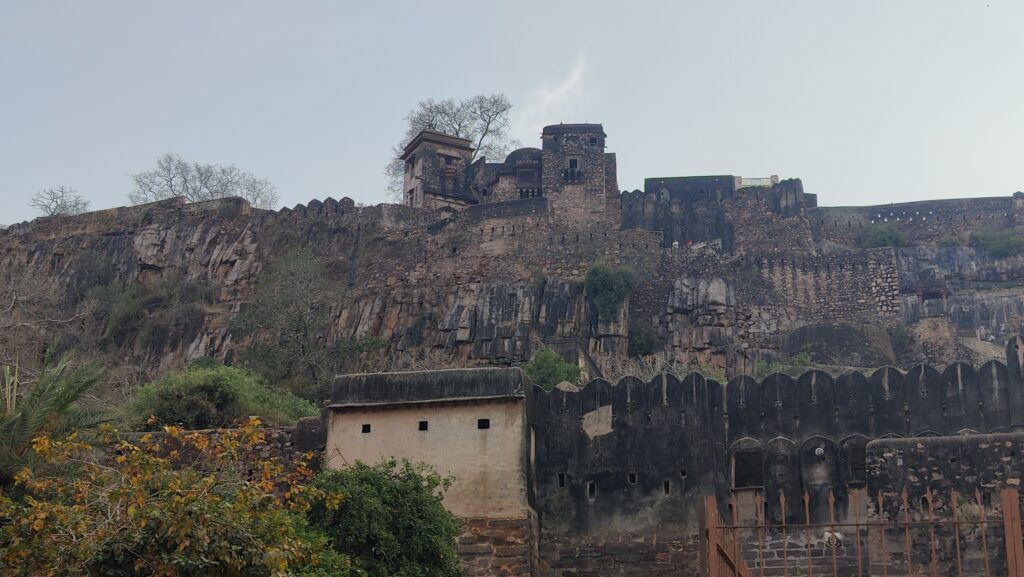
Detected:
left=1, top=0, right=1022, bottom=225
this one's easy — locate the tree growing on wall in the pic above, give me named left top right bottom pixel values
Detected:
left=385, top=94, right=517, bottom=199
left=129, top=153, right=279, bottom=209
left=29, top=186, right=90, bottom=216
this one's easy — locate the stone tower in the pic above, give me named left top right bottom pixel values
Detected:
left=400, top=130, right=476, bottom=212
left=540, top=123, right=619, bottom=227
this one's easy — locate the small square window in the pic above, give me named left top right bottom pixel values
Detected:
left=477, top=418, right=490, bottom=430
left=589, top=136, right=597, bottom=145
left=627, top=472, right=638, bottom=485
left=361, top=424, right=371, bottom=434
left=419, top=421, right=428, bottom=431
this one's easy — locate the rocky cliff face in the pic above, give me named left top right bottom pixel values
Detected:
left=3, top=191, right=1023, bottom=394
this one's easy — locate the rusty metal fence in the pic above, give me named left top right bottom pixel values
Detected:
left=705, top=488, right=1024, bottom=577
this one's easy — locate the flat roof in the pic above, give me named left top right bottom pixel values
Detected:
left=400, top=130, right=474, bottom=160
left=542, top=123, right=605, bottom=135
left=330, top=367, right=529, bottom=407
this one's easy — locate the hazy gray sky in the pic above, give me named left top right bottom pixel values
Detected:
left=2, top=1, right=1021, bottom=225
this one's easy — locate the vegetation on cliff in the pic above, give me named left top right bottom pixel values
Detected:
left=862, top=223, right=904, bottom=248
left=584, top=264, right=637, bottom=320
left=971, top=227, right=1024, bottom=258
left=127, top=364, right=317, bottom=430
left=523, top=348, right=581, bottom=390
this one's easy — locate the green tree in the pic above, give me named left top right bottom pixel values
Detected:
left=127, top=365, right=316, bottom=430
left=308, top=460, right=461, bottom=577
left=0, top=354, right=102, bottom=485
left=584, top=265, right=637, bottom=320
left=523, top=348, right=581, bottom=390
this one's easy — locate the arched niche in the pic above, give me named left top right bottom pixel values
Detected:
left=796, top=370, right=836, bottom=438
left=726, top=374, right=761, bottom=441
left=763, top=436, right=799, bottom=524
left=799, top=435, right=841, bottom=523
left=839, top=434, right=871, bottom=488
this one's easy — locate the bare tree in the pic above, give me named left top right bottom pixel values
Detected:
left=385, top=94, right=517, bottom=199
left=129, top=154, right=279, bottom=209
left=29, top=186, right=90, bottom=217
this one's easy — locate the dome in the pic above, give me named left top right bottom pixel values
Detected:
left=504, top=147, right=542, bottom=166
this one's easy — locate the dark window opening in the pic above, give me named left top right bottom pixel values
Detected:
left=557, top=473, right=566, bottom=488
left=589, top=136, right=597, bottom=145
left=680, top=469, right=687, bottom=479
left=587, top=481, right=596, bottom=499
left=568, top=158, right=579, bottom=171
left=733, top=451, right=763, bottom=488
left=849, top=446, right=867, bottom=482
left=361, top=424, right=371, bottom=434
left=663, top=481, right=671, bottom=495
left=518, top=170, right=536, bottom=183
left=477, top=418, right=490, bottom=430
left=627, top=472, right=638, bottom=485
left=418, top=421, right=428, bottom=431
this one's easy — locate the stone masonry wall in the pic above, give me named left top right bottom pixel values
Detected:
left=458, top=516, right=537, bottom=577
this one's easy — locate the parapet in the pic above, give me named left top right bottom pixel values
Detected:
left=329, top=367, right=529, bottom=409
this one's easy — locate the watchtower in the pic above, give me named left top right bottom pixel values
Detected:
left=540, top=124, right=619, bottom=226
left=400, top=130, right=476, bottom=212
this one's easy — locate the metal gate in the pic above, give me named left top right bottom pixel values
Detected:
left=704, top=488, right=1024, bottom=577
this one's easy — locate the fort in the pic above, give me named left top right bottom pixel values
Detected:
left=3, top=122, right=1024, bottom=575
left=302, top=334, right=1024, bottom=576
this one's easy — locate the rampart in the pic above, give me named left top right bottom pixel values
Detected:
left=316, top=336, right=1024, bottom=576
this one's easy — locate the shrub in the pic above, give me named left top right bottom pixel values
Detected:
left=308, top=460, right=461, bottom=577
left=0, top=422, right=355, bottom=577
left=129, top=365, right=316, bottom=430
left=972, top=227, right=1024, bottom=258
left=523, top=348, right=581, bottom=390
left=863, top=223, right=904, bottom=248
left=628, top=323, right=664, bottom=357
left=938, top=234, right=963, bottom=248
left=584, top=265, right=637, bottom=320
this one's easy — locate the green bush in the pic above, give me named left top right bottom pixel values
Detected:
left=308, top=460, right=461, bottom=577
left=129, top=365, right=317, bottom=430
left=584, top=265, right=637, bottom=320
left=972, top=227, right=1024, bottom=258
left=628, top=323, right=663, bottom=357
left=523, top=348, right=581, bottom=390
left=938, top=234, right=963, bottom=248
left=863, top=223, right=904, bottom=248
left=751, top=352, right=814, bottom=379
